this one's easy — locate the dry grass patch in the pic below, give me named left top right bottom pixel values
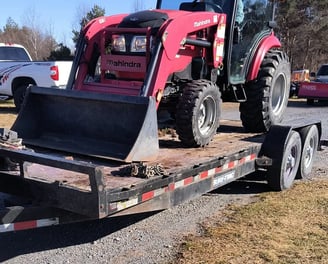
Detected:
left=175, top=180, right=328, bottom=264
left=0, top=100, right=16, bottom=127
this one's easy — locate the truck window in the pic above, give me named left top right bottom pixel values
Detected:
left=0, top=46, right=31, bottom=61
left=317, top=65, right=328, bottom=76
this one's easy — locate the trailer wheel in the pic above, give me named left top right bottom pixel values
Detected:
left=296, top=125, right=319, bottom=180
left=267, top=131, right=302, bottom=191
left=176, top=79, right=221, bottom=147
left=240, top=50, right=290, bottom=132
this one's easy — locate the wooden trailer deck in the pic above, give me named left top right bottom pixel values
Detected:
left=7, top=119, right=263, bottom=193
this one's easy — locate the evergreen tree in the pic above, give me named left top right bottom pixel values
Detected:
left=276, top=0, right=328, bottom=71
left=47, top=43, right=73, bottom=61
left=72, top=4, right=105, bottom=45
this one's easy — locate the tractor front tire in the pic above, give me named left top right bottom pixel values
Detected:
left=176, top=79, right=221, bottom=147
left=240, top=50, right=290, bottom=132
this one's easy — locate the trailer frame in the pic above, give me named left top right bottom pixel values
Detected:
left=0, top=119, right=322, bottom=233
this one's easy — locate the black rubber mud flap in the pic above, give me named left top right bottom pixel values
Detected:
left=12, top=86, right=159, bottom=163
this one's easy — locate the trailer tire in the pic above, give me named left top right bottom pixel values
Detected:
left=267, top=131, right=302, bottom=191
left=176, top=79, right=221, bottom=147
left=296, top=125, right=319, bottom=180
left=240, top=50, right=290, bottom=132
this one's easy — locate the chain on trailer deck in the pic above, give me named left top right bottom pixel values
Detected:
left=0, top=128, right=24, bottom=150
left=121, top=162, right=167, bottom=178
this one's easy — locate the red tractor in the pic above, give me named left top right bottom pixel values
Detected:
left=13, top=0, right=290, bottom=162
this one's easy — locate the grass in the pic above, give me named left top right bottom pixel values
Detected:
left=0, top=100, right=17, bottom=127
left=0, top=99, right=14, bottom=106
left=174, top=179, right=328, bottom=264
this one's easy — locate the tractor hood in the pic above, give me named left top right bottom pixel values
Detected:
left=118, top=9, right=188, bottom=33
left=119, top=10, right=168, bottom=30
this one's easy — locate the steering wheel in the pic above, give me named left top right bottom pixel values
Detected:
left=203, top=0, right=223, bottom=13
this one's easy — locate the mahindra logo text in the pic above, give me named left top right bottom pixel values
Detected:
left=107, top=60, right=141, bottom=68
left=194, top=19, right=211, bottom=27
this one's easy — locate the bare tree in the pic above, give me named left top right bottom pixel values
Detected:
left=0, top=17, right=20, bottom=43
left=0, top=12, right=57, bottom=60
left=277, top=0, right=328, bottom=71
left=21, top=6, right=44, bottom=59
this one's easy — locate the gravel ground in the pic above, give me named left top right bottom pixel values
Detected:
left=1, top=99, right=328, bottom=264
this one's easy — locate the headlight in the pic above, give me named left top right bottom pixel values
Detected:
left=112, top=35, right=126, bottom=52
left=131, top=36, right=147, bottom=52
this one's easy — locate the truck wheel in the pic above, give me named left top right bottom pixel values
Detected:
left=296, top=125, right=319, bottom=180
left=306, top=99, right=314, bottom=105
left=240, top=50, right=290, bottom=132
left=13, top=84, right=29, bottom=112
left=267, top=131, right=302, bottom=191
left=176, top=79, right=221, bottom=147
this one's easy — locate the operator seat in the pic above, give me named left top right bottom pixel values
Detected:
left=179, top=2, right=223, bottom=13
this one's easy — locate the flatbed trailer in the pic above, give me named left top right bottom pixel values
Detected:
left=0, top=119, right=322, bottom=233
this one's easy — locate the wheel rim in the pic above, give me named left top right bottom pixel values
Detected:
left=304, top=137, right=315, bottom=168
left=284, top=143, right=299, bottom=182
left=285, top=149, right=296, bottom=175
left=198, top=95, right=216, bottom=136
left=271, top=73, right=286, bottom=117
left=302, top=126, right=319, bottom=171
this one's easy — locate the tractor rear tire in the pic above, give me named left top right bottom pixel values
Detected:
left=240, top=50, right=290, bottom=132
left=176, top=79, right=221, bottom=147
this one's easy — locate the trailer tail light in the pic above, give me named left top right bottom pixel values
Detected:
left=50, top=65, right=59, bottom=81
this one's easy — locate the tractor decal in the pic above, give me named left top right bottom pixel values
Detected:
left=213, top=15, right=226, bottom=68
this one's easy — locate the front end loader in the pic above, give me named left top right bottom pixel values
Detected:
left=12, top=0, right=290, bottom=162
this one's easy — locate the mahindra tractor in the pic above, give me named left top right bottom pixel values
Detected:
left=12, top=0, right=290, bottom=162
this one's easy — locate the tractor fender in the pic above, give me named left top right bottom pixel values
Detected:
left=247, top=33, right=281, bottom=81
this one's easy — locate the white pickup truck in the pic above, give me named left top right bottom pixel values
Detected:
left=0, top=43, right=72, bottom=110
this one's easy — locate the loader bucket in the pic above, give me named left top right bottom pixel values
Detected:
left=12, top=86, right=159, bottom=162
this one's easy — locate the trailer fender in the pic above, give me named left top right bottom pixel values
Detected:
left=259, top=125, right=302, bottom=191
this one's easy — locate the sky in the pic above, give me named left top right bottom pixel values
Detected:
left=0, top=0, right=156, bottom=48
